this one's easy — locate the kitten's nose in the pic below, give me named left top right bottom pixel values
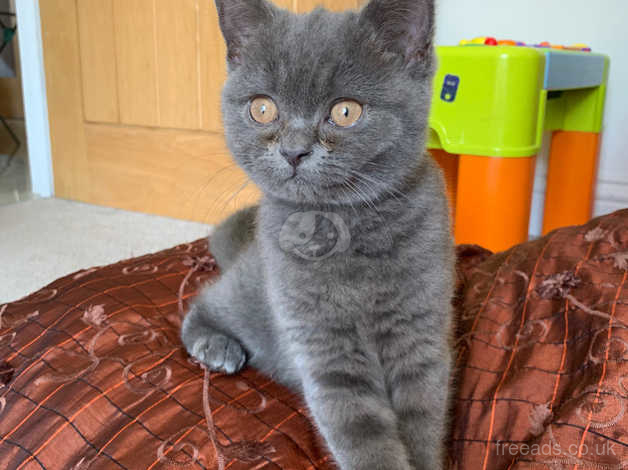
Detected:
left=280, top=147, right=312, bottom=168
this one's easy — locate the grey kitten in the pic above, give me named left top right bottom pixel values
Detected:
left=181, top=0, right=455, bottom=469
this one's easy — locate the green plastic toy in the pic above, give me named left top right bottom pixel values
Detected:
left=427, top=46, right=609, bottom=158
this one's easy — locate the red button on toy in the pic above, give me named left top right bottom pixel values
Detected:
left=484, top=37, right=498, bottom=46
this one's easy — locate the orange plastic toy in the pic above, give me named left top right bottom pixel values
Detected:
left=428, top=44, right=608, bottom=252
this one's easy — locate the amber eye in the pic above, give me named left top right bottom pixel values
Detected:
left=329, top=100, right=363, bottom=127
left=249, top=96, right=278, bottom=124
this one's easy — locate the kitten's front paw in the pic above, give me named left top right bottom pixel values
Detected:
left=190, top=332, right=247, bottom=374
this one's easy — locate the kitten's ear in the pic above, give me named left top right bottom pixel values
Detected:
left=360, top=0, right=435, bottom=65
left=214, top=0, right=273, bottom=64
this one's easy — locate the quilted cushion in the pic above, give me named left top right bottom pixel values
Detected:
left=451, top=209, right=628, bottom=470
left=1, top=209, right=627, bottom=470
left=0, top=241, right=328, bottom=470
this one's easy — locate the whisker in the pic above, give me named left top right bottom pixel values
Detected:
left=219, top=180, right=251, bottom=214
left=201, top=175, right=252, bottom=224
left=344, top=177, right=396, bottom=247
left=348, top=168, right=411, bottom=203
left=183, top=162, right=239, bottom=210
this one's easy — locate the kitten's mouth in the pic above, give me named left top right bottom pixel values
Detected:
left=286, top=167, right=309, bottom=184
left=284, top=172, right=302, bottom=185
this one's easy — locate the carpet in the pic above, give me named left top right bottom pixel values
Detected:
left=0, top=198, right=212, bottom=302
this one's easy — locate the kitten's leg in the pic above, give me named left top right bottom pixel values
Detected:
left=294, top=334, right=413, bottom=470
left=209, top=205, right=258, bottom=272
left=382, top=318, right=452, bottom=470
left=181, top=242, right=297, bottom=386
left=182, top=205, right=260, bottom=374
left=183, top=307, right=247, bottom=374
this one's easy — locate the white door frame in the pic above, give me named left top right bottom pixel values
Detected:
left=15, top=0, right=53, bottom=198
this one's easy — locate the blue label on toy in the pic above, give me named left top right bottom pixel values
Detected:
left=441, top=74, right=460, bottom=102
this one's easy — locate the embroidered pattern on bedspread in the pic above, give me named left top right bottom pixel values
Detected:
left=1, top=210, right=627, bottom=470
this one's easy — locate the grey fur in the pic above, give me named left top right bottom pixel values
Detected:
left=209, top=205, right=258, bottom=271
left=181, top=1, right=454, bottom=468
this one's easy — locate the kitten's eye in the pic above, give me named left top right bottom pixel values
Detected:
left=250, top=96, right=278, bottom=124
left=329, top=100, right=363, bottom=127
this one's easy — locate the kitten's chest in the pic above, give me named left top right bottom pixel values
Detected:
left=263, top=235, right=408, bottom=323
left=259, top=202, right=400, bottom=264
left=258, top=201, right=419, bottom=319
left=262, top=214, right=393, bottom=288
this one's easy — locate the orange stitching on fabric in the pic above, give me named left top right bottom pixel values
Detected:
left=145, top=379, right=274, bottom=470
left=305, top=455, right=330, bottom=470
left=148, top=416, right=210, bottom=470
left=45, top=255, right=190, bottom=301
left=571, top=270, right=626, bottom=470
left=455, top=251, right=515, bottom=367
left=481, top=234, right=556, bottom=470
left=14, top=350, right=178, bottom=470
left=93, top=376, right=198, bottom=461
left=0, top=382, right=67, bottom=444
left=6, top=271, right=189, bottom=363
left=260, top=411, right=298, bottom=443
left=4, top=295, right=196, bottom=393
left=550, top=244, right=595, bottom=412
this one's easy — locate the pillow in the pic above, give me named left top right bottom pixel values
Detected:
left=451, top=209, right=628, bottom=470
left=1, top=209, right=627, bottom=470
left=0, top=240, right=328, bottom=469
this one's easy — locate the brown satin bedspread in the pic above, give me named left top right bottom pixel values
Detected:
left=1, top=209, right=627, bottom=469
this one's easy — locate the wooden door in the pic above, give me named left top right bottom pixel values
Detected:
left=40, top=0, right=361, bottom=224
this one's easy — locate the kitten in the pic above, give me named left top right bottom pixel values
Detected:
left=181, top=0, right=455, bottom=469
